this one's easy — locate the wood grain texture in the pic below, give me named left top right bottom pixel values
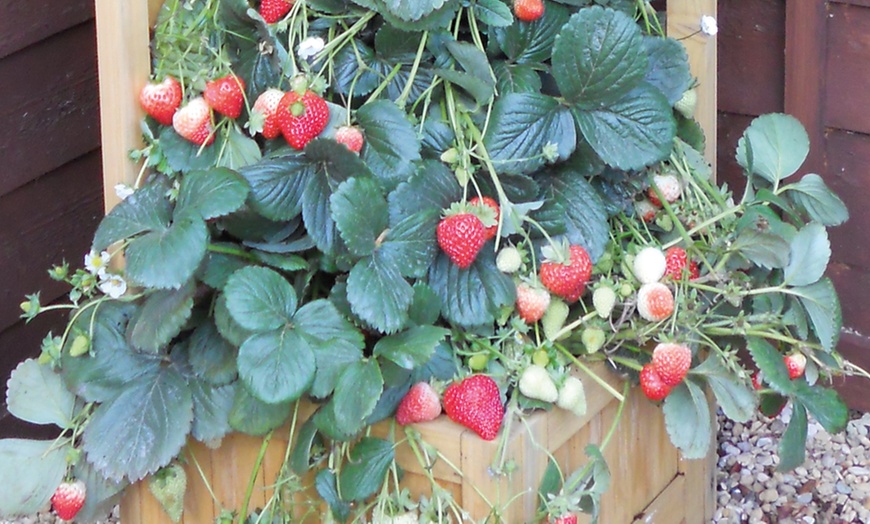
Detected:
left=823, top=129, right=870, bottom=272
left=717, top=0, right=785, bottom=116
left=825, top=3, right=870, bottom=135
left=0, top=152, right=103, bottom=333
left=0, top=23, right=101, bottom=197
left=0, top=0, right=94, bottom=59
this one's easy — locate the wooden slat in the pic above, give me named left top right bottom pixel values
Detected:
left=784, top=0, right=828, bottom=175
left=0, top=24, right=101, bottom=197
left=0, top=152, right=103, bottom=333
left=824, top=3, right=870, bottom=135
left=668, top=0, right=718, bottom=168
left=823, top=129, right=870, bottom=272
left=94, top=0, right=153, bottom=214
left=0, top=0, right=94, bottom=59
left=717, top=0, right=785, bottom=116
left=632, top=472, right=688, bottom=524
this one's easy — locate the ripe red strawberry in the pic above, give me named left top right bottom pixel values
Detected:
left=335, top=125, right=364, bottom=153
left=648, top=173, right=682, bottom=207
left=470, top=196, right=500, bottom=240
left=652, top=342, right=692, bottom=386
left=784, top=353, right=807, bottom=380
left=260, top=0, right=293, bottom=23
left=172, top=97, right=214, bottom=146
left=437, top=213, right=487, bottom=268
left=636, top=282, right=674, bottom=322
left=139, top=76, right=182, bottom=126
left=664, top=247, right=700, bottom=280
left=277, top=89, right=330, bottom=150
left=51, top=479, right=86, bottom=521
left=396, top=382, right=442, bottom=425
left=204, top=74, right=246, bottom=119
left=751, top=371, right=764, bottom=390
left=442, top=375, right=504, bottom=440
left=252, top=88, right=284, bottom=139
left=640, top=364, right=672, bottom=401
left=515, top=283, right=551, bottom=323
left=540, top=245, right=592, bottom=303
left=550, top=514, right=578, bottom=524
left=514, top=0, right=544, bottom=22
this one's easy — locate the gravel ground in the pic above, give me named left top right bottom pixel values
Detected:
left=4, top=408, right=870, bottom=523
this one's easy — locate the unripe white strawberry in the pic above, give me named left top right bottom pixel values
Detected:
left=556, top=376, right=587, bottom=417
left=592, top=286, right=616, bottom=318
left=496, top=246, right=523, bottom=273
left=675, top=88, right=697, bottom=119
left=633, top=247, right=666, bottom=284
left=518, top=364, right=558, bottom=403
left=636, top=282, right=675, bottom=322
left=635, top=198, right=657, bottom=222
left=581, top=327, right=606, bottom=353
left=542, top=299, right=569, bottom=341
left=648, top=174, right=682, bottom=207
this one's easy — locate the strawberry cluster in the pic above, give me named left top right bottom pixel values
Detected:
left=640, top=342, right=692, bottom=401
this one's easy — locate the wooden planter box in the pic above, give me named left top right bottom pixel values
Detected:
left=94, top=1, right=718, bottom=522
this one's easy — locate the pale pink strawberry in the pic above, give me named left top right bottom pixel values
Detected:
left=252, top=88, right=284, bottom=139
left=636, top=282, right=674, bottom=322
left=139, top=76, right=182, bottom=125
left=396, top=382, right=442, bottom=425
left=515, top=283, right=551, bottom=324
left=51, top=480, right=86, bottom=521
left=648, top=174, right=682, bottom=207
left=335, top=125, right=364, bottom=153
left=172, top=97, right=214, bottom=146
left=651, top=342, right=692, bottom=386
left=784, top=353, right=807, bottom=380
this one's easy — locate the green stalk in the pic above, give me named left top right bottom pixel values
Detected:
left=240, top=431, right=274, bottom=522
left=555, top=344, right=625, bottom=403
left=396, top=31, right=429, bottom=108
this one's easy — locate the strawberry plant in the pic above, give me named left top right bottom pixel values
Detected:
left=0, top=0, right=865, bottom=523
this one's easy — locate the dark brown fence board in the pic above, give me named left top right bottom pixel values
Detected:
left=0, top=0, right=94, bottom=59
left=718, top=0, right=785, bottom=116
left=825, top=3, right=870, bottom=135
left=823, top=129, right=870, bottom=272
left=0, top=22, right=101, bottom=198
left=831, top=331, right=870, bottom=414
left=0, top=152, right=104, bottom=334
left=716, top=111, right=754, bottom=192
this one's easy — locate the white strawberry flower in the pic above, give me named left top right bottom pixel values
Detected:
left=114, top=183, right=135, bottom=200
left=84, top=249, right=111, bottom=277
left=297, top=36, right=325, bottom=62
left=633, top=247, right=666, bottom=284
left=700, top=15, right=718, bottom=36
left=98, top=273, right=127, bottom=299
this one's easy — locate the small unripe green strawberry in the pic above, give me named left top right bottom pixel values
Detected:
left=468, top=353, right=489, bottom=371
left=496, top=246, right=523, bottom=273
left=556, top=376, right=587, bottom=417
left=440, top=147, right=460, bottom=164
left=518, top=365, right=558, bottom=403
left=675, top=88, right=697, bottom=119
left=619, top=282, right=634, bottom=298
left=592, top=286, right=616, bottom=318
left=581, top=327, right=605, bottom=354
left=542, top=300, right=569, bottom=341
left=69, top=334, right=90, bottom=357
left=531, top=349, right=550, bottom=367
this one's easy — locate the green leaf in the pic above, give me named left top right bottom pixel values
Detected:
left=305, top=138, right=374, bottom=182
left=215, top=128, right=262, bottom=170
left=388, top=161, right=461, bottom=224
left=224, top=266, right=297, bottom=332
left=228, top=386, right=291, bottom=436
left=337, top=437, right=395, bottom=501
left=6, top=359, right=77, bottom=427
left=691, top=356, right=757, bottom=423
left=158, top=127, right=219, bottom=173
left=553, top=7, right=646, bottom=107
left=379, top=0, right=448, bottom=20
left=747, top=337, right=796, bottom=395
left=176, top=168, right=250, bottom=221
left=189, top=379, right=235, bottom=445
left=493, top=2, right=569, bottom=64
left=93, top=180, right=172, bottom=251
left=309, top=338, right=363, bottom=399
left=82, top=366, right=193, bottom=481
left=736, top=113, right=810, bottom=184
left=201, top=249, right=250, bottom=290
left=379, top=209, right=440, bottom=278
left=662, top=379, right=712, bottom=459
left=537, top=459, right=563, bottom=513
left=786, top=174, right=849, bottom=226
left=125, top=214, right=208, bottom=289
left=484, top=93, right=576, bottom=175
left=331, top=177, right=389, bottom=257
left=429, top=248, right=515, bottom=328
left=71, top=459, right=127, bottom=523
left=130, top=282, right=196, bottom=353
left=239, top=154, right=310, bottom=221
left=214, top=294, right=255, bottom=347
left=778, top=402, right=808, bottom=471
left=731, top=230, right=790, bottom=269
left=347, top=254, right=413, bottom=334
left=290, top=418, right=319, bottom=474
left=332, top=360, right=384, bottom=433
left=62, top=302, right=162, bottom=403
left=407, top=283, right=442, bottom=326
left=473, top=0, right=513, bottom=27
left=0, top=439, right=68, bottom=517
left=794, top=383, right=849, bottom=434
left=784, top=223, right=830, bottom=286
left=434, top=41, right=495, bottom=108
left=252, top=251, right=309, bottom=272
left=535, top=165, right=610, bottom=261
left=792, top=278, right=841, bottom=351
left=643, top=36, right=692, bottom=105
left=357, top=100, right=422, bottom=191
left=315, top=469, right=351, bottom=522
left=302, top=159, right=345, bottom=256
left=573, top=83, right=676, bottom=170
left=493, top=61, right=543, bottom=94
left=186, top=323, right=237, bottom=386
left=374, top=326, right=450, bottom=369
left=238, top=328, right=316, bottom=404
left=333, top=41, right=380, bottom=97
